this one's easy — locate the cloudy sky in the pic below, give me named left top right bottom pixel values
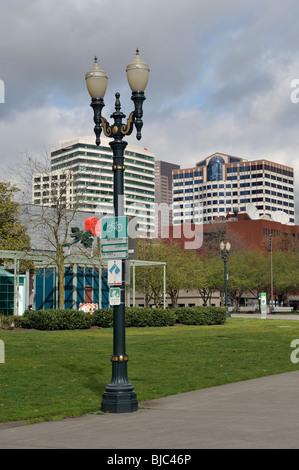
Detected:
left=1, top=0, right=299, bottom=217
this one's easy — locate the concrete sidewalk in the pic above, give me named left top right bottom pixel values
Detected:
left=1, top=370, right=299, bottom=449
left=231, top=313, right=299, bottom=320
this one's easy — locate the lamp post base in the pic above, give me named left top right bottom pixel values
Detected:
left=101, top=386, right=138, bottom=413
left=101, top=360, right=138, bottom=413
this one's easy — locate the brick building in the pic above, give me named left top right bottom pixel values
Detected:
left=166, top=212, right=299, bottom=252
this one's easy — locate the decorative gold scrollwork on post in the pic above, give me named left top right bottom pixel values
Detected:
left=101, top=117, right=112, bottom=137
left=121, top=111, right=134, bottom=135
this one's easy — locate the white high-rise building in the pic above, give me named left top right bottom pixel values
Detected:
left=32, top=136, right=155, bottom=236
left=172, top=152, right=295, bottom=225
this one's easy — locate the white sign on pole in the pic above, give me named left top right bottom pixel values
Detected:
left=108, top=260, right=122, bottom=286
left=109, top=287, right=121, bottom=306
left=261, top=292, right=267, bottom=319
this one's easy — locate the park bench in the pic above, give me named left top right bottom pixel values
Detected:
left=272, top=307, right=293, bottom=313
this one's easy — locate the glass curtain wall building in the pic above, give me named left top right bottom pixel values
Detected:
left=173, top=153, right=295, bottom=225
left=32, top=136, right=156, bottom=237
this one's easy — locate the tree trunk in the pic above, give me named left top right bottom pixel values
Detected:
left=198, top=288, right=210, bottom=306
left=154, top=295, right=160, bottom=308
left=57, top=245, right=65, bottom=309
left=169, top=291, right=178, bottom=308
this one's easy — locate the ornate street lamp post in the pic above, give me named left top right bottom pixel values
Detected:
left=85, top=50, right=149, bottom=413
left=220, top=241, right=231, bottom=317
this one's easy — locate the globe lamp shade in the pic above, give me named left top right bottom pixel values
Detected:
left=85, top=57, right=108, bottom=99
left=126, top=49, right=150, bottom=92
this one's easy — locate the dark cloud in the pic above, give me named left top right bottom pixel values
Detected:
left=0, top=0, right=299, bottom=218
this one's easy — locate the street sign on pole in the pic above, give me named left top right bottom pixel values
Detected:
left=100, top=216, right=128, bottom=259
left=101, top=216, right=128, bottom=239
left=261, top=292, right=267, bottom=319
left=108, top=260, right=122, bottom=285
left=109, top=287, right=121, bottom=306
left=101, top=239, right=128, bottom=259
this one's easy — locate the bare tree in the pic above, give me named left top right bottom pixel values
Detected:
left=13, top=153, right=97, bottom=308
left=198, top=222, right=247, bottom=256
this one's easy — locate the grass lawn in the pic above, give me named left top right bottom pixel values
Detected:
left=1, top=317, right=299, bottom=422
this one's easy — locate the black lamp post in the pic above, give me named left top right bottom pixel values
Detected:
left=220, top=241, right=231, bottom=317
left=85, top=50, right=149, bottom=413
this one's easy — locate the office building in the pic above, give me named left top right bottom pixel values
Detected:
left=155, top=160, right=180, bottom=236
left=32, top=136, right=156, bottom=237
left=172, top=152, right=295, bottom=225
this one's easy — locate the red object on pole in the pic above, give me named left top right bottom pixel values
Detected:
left=85, top=217, right=101, bottom=237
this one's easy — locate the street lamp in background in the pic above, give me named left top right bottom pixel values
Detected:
left=85, top=50, right=150, bottom=413
left=220, top=241, right=231, bottom=317
left=269, top=233, right=274, bottom=312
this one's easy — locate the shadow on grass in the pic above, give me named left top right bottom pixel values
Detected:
left=60, top=361, right=109, bottom=396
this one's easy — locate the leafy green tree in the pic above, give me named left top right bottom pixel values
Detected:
left=163, top=242, right=197, bottom=308
left=136, top=239, right=199, bottom=308
left=243, top=250, right=269, bottom=309
left=0, top=183, right=31, bottom=269
left=272, top=251, right=299, bottom=304
left=227, top=251, right=255, bottom=310
left=134, top=239, right=164, bottom=307
left=192, top=254, right=223, bottom=306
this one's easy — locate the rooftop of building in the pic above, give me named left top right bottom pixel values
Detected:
left=164, top=212, right=299, bottom=252
left=172, top=152, right=294, bottom=173
left=51, top=135, right=155, bottom=157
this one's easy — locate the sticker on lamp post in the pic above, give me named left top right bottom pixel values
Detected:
left=109, top=287, right=121, bottom=306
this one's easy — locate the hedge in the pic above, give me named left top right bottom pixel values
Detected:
left=174, top=306, right=226, bottom=325
left=92, top=307, right=177, bottom=328
left=12, top=306, right=226, bottom=330
left=13, top=309, right=93, bottom=331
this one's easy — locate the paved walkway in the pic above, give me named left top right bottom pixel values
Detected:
left=231, top=313, right=299, bottom=320
left=1, top=314, right=299, bottom=450
left=1, top=370, right=299, bottom=449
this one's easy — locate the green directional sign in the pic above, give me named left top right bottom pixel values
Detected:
left=101, top=241, right=128, bottom=259
left=100, top=216, right=128, bottom=259
left=101, top=216, right=128, bottom=239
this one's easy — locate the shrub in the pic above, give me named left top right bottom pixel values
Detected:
left=174, top=306, right=226, bottom=325
left=92, top=306, right=224, bottom=328
left=13, top=315, right=29, bottom=328
left=125, top=307, right=177, bottom=327
left=11, top=305, right=226, bottom=330
left=92, top=308, right=113, bottom=328
left=0, top=314, right=15, bottom=329
left=92, top=307, right=177, bottom=328
left=15, top=309, right=93, bottom=331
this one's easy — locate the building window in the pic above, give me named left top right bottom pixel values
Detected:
left=207, top=156, right=225, bottom=182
